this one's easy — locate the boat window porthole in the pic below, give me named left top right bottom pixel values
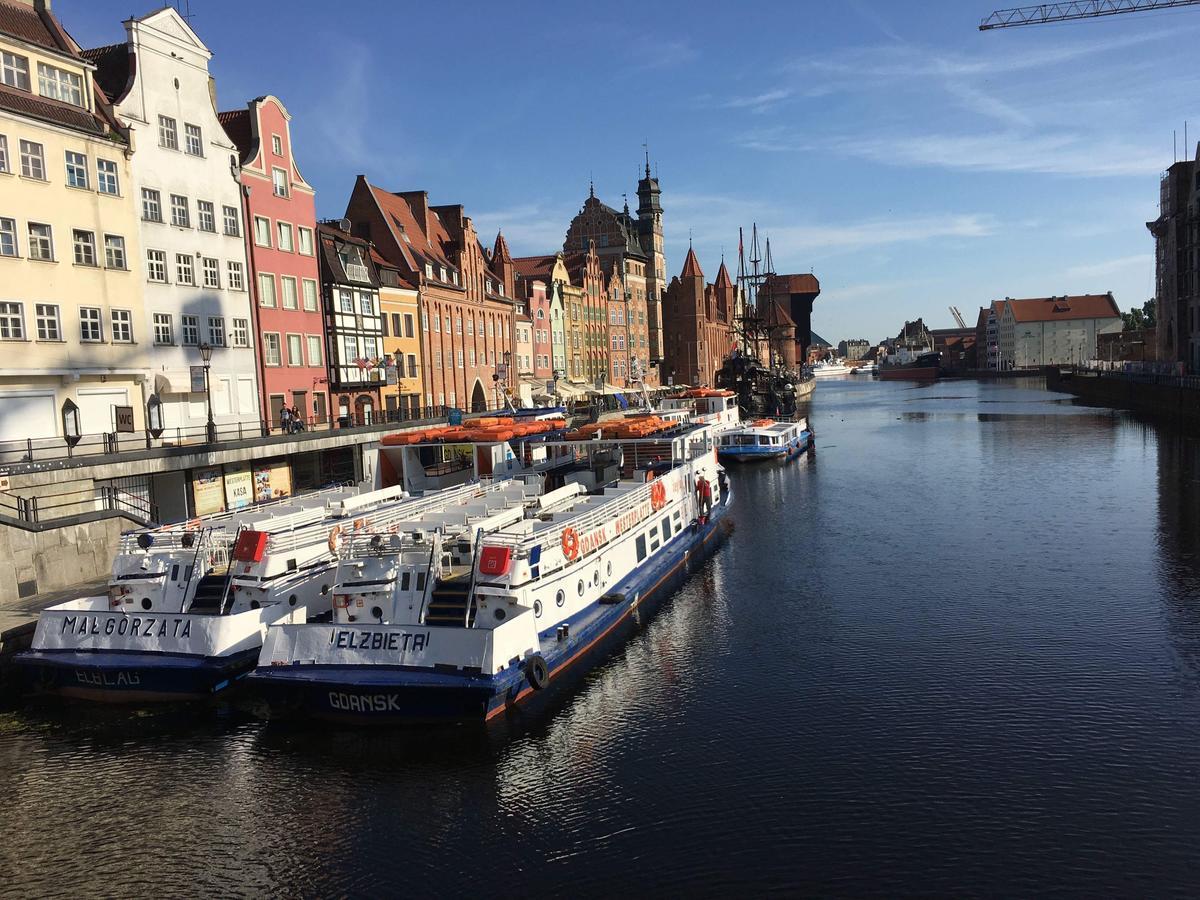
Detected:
left=495, top=607, right=507, bottom=621
left=534, top=600, right=543, bottom=618
left=141, top=598, right=152, bottom=610
left=556, top=590, right=565, bottom=607
left=606, top=561, right=613, bottom=577
left=577, top=580, right=585, bottom=597
left=593, top=569, right=600, bottom=586
left=288, top=594, right=298, bottom=607
left=372, top=606, right=383, bottom=620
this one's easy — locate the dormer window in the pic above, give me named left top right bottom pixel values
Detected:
left=424, top=263, right=433, bottom=279
left=1, top=52, right=29, bottom=91
left=38, top=63, right=82, bottom=107
left=338, top=245, right=369, bottom=283
left=439, top=266, right=447, bottom=282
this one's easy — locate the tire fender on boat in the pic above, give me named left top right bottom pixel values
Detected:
left=526, top=654, right=549, bottom=690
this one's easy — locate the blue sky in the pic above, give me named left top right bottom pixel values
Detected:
left=64, top=1, right=1198, bottom=343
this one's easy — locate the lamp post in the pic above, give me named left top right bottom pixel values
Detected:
left=199, top=341, right=216, bottom=443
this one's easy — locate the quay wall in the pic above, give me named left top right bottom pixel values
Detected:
left=1046, top=369, right=1200, bottom=427
left=0, top=514, right=134, bottom=605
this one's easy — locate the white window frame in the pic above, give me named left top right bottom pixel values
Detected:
left=231, top=318, right=249, bottom=348
left=227, top=260, right=245, bottom=291
left=72, top=229, right=96, bottom=266
left=35, top=303, right=61, bottom=341
left=0, top=217, right=19, bottom=257
left=27, top=222, right=53, bottom=260
left=184, top=123, right=203, bottom=157
left=306, top=334, right=322, bottom=366
left=271, top=166, right=289, bottom=197
left=104, top=234, right=126, bottom=270
left=0, top=301, right=24, bottom=340
left=110, top=308, right=133, bottom=343
left=65, top=150, right=88, bottom=189
left=263, top=332, right=282, bottom=366
left=158, top=115, right=178, bottom=151
left=19, top=140, right=44, bottom=180
left=301, top=278, right=318, bottom=311
left=80, top=307, right=102, bottom=342
left=96, top=158, right=119, bottom=195
left=146, top=249, right=167, bottom=283
left=152, top=312, right=172, bottom=346
left=170, top=194, right=190, bottom=228
left=182, top=314, right=200, bottom=346
left=202, top=257, right=220, bottom=289
left=176, top=253, right=194, bottom=285
left=207, top=316, right=225, bottom=347
left=37, top=63, right=82, bottom=106
left=258, top=273, right=277, bottom=307
left=281, top=275, right=298, bottom=309
left=286, top=332, right=303, bottom=367
left=142, top=188, right=162, bottom=222
left=197, top=200, right=215, bottom=233
left=1, top=51, right=30, bottom=91
left=277, top=221, right=293, bottom=252
left=254, top=216, right=271, bottom=247
left=297, top=226, right=314, bottom=256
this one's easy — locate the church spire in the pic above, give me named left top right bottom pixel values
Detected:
left=681, top=246, right=703, bottom=279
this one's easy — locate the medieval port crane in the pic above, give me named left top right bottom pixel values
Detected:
left=980, top=0, right=1200, bottom=30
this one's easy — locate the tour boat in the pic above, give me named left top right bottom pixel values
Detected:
left=854, top=362, right=877, bottom=375
left=246, top=423, right=732, bottom=724
left=657, top=388, right=741, bottom=433
left=716, top=418, right=811, bottom=463
left=811, top=358, right=852, bottom=377
left=11, top=481, right=516, bottom=702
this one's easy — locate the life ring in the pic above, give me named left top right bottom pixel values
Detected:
left=650, top=481, right=667, bottom=511
left=328, top=524, right=342, bottom=554
left=561, top=526, right=580, bottom=562
left=526, top=654, right=549, bottom=690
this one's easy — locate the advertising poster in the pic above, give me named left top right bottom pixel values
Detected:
left=192, top=467, right=225, bottom=516
left=223, top=467, right=253, bottom=510
left=253, top=460, right=293, bottom=503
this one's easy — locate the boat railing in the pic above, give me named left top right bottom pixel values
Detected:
left=416, top=531, right=441, bottom=625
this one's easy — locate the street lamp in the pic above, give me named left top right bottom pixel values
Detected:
left=199, top=341, right=216, bottom=443
left=61, top=398, right=81, bottom=450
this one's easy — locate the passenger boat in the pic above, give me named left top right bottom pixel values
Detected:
left=811, top=358, right=852, bottom=377
left=657, top=388, right=741, bottom=433
left=11, top=481, right=509, bottom=702
left=717, top=418, right=811, bottom=463
left=246, top=422, right=732, bottom=725
left=854, top=362, right=877, bottom=375
left=878, top=351, right=940, bottom=382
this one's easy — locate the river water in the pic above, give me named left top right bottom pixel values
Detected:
left=3, top=376, right=1200, bottom=897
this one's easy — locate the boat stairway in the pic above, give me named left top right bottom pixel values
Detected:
left=424, top=576, right=473, bottom=627
left=187, top=572, right=230, bottom=615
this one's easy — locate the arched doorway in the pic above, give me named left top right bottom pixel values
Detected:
left=355, top=394, right=374, bottom=425
left=471, top=380, right=488, bottom=412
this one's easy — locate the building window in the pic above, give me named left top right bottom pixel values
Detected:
left=263, top=333, right=282, bottom=366
left=342, top=335, right=358, bottom=365
left=146, top=249, right=167, bottom=282
left=306, top=334, right=322, bottom=366
left=403, top=313, right=415, bottom=338
left=1, top=51, right=29, bottom=90
left=35, top=303, right=60, bottom=341
left=182, top=315, right=199, bottom=346
left=207, top=316, right=225, bottom=347
left=359, top=292, right=373, bottom=316
left=176, top=253, right=194, bottom=285
left=0, top=135, right=8, bottom=173
left=104, top=235, right=126, bottom=270
left=407, top=354, right=417, bottom=378
left=152, top=313, right=172, bottom=345
left=142, top=188, right=162, bottom=222
left=298, top=227, right=314, bottom=255
left=158, top=115, right=178, bottom=150
left=0, top=217, right=17, bottom=256
left=197, top=200, right=215, bottom=232
left=65, top=151, right=88, bottom=189
left=72, top=229, right=96, bottom=266
left=202, top=257, right=220, bottom=288
left=457, top=349, right=464, bottom=368
left=258, top=273, right=276, bottom=307
left=0, top=302, right=24, bottom=339
left=455, top=315, right=462, bottom=334
left=184, top=123, right=203, bottom=156
left=286, top=333, right=303, bottom=366
left=468, top=349, right=476, bottom=367
left=277, top=221, right=293, bottom=252
left=302, top=278, right=318, bottom=311
left=37, top=63, right=82, bottom=106
left=223, top=205, right=240, bottom=236
left=111, top=309, right=132, bottom=343
left=97, top=158, right=119, bottom=195
left=466, top=317, right=474, bottom=336
left=363, top=336, right=378, bottom=360
left=338, top=289, right=354, bottom=313
left=170, top=194, right=190, bottom=227
left=281, top=276, right=298, bottom=309
left=271, top=134, right=282, bottom=155
left=231, top=318, right=249, bottom=347
left=254, top=216, right=271, bottom=247
left=80, top=307, right=102, bottom=342
left=227, top=260, right=244, bottom=290
left=27, top=222, right=52, bottom=260
left=19, top=140, right=44, bottom=179
left=272, top=166, right=289, bottom=197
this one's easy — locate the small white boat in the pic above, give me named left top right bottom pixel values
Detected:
left=717, top=418, right=811, bottom=463
left=811, top=359, right=852, bottom=377
left=854, top=362, right=877, bottom=375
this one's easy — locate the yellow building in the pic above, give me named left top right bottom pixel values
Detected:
left=0, top=0, right=145, bottom=442
left=374, top=253, right=425, bottom=419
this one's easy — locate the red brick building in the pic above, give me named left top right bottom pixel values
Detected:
left=219, top=96, right=328, bottom=427
left=344, top=177, right=515, bottom=412
left=661, top=249, right=736, bottom=387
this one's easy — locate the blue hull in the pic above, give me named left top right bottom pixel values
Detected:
left=247, top=500, right=734, bottom=725
left=13, top=648, right=260, bottom=703
left=719, top=431, right=811, bottom=463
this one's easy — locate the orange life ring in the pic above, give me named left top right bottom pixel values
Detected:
left=650, top=481, right=667, bottom=510
left=328, top=524, right=342, bottom=554
left=561, top=526, right=580, bottom=562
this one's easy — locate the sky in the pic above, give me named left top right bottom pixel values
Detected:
left=60, top=0, right=1200, bottom=344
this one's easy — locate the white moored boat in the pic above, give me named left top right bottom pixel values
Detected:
left=247, top=421, right=733, bottom=724
left=717, top=418, right=811, bottom=463
left=811, top=358, right=852, bottom=377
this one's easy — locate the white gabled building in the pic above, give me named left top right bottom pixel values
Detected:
left=998, top=294, right=1124, bottom=368
left=86, top=8, right=258, bottom=433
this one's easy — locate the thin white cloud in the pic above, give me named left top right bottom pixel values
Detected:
left=471, top=203, right=572, bottom=257
left=1064, top=254, right=1154, bottom=279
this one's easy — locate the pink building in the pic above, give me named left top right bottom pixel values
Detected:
left=219, top=96, right=329, bottom=428
left=513, top=256, right=555, bottom=380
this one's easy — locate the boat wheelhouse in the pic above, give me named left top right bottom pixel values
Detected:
left=657, top=388, right=741, bottom=433
left=717, top=418, right=811, bottom=463
left=247, top=423, right=732, bottom=724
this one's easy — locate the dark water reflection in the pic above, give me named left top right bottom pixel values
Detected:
left=3, top=377, right=1200, bottom=897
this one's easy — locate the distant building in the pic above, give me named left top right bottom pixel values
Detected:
left=1147, top=153, right=1199, bottom=369
left=998, top=294, right=1122, bottom=367
left=764, top=274, right=821, bottom=368
left=1098, top=328, right=1158, bottom=363
left=838, top=339, right=870, bottom=360
left=661, top=249, right=735, bottom=387
left=930, top=328, right=977, bottom=370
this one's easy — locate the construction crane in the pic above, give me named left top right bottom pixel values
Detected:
left=980, top=0, right=1200, bottom=30
left=949, top=306, right=968, bottom=328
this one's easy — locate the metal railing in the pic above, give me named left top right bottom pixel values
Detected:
left=1, top=484, right=158, bottom=525
left=1071, top=365, right=1200, bottom=390
left=0, top=405, right=454, bottom=468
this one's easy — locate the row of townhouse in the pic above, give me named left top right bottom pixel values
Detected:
left=0, top=1, right=677, bottom=445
